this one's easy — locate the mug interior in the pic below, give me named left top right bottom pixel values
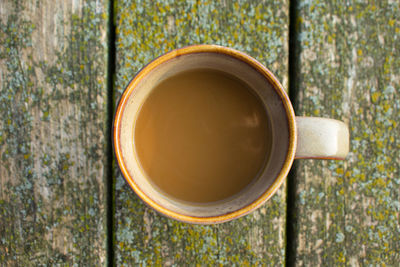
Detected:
left=116, top=48, right=293, bottom=221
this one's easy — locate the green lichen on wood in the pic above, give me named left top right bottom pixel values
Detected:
left=292, top=0, right=400, bottom=265
left=0, top=0, right=108, bottom=265
left=114, top=0, right=289, bottom=265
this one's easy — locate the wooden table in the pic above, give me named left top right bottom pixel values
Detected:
left=1, top=0, right=399, bottom=266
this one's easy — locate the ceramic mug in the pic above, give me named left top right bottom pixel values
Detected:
left=113, top=45, right=349, bottom=224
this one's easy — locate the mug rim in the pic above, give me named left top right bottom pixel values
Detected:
left=113, top=44, right=297, bottom=224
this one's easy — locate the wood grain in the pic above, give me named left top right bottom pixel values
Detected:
left=0, top=0, right=109, bottom=265
left=291, top=1, right=400, bottom=265
left=114, top=0, right=289, bottom=265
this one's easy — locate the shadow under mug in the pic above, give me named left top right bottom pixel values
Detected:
left=113, top=45, right=349, bottom=224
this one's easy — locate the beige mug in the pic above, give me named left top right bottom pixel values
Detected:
left=113, top=45, right=349, bottom=224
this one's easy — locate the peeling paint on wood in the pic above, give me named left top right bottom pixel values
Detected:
left=0, top=0, right=108, bottom=265
left=291, top=1, right=400, bottom=266
left=114, top=0, right=289, bottom=265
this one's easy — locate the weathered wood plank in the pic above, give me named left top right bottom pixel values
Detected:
left=291, top=1, right=400, bottom=265
left=0, top=0, right=109, bottom=265
left=114, top=0, right=289, bottom=265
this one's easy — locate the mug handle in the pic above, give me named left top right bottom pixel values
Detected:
left=295, top=117, right=349, bottom=160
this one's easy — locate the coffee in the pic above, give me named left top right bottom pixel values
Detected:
left=134, top=69, right=271, bottom=203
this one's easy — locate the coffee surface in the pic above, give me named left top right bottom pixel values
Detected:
left=135, top=69, right=271, bottom=203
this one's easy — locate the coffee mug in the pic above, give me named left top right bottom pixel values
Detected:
left=113, top=45, right=349, bottom=224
